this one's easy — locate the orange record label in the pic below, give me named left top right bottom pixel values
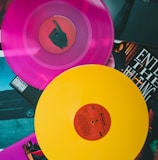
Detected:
left=38, top=15, right=76, bottom=54
left=74, top=103, right=111, bottom=140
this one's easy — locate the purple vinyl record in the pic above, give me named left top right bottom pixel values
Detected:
left=2, top=0, right=114, bottom=89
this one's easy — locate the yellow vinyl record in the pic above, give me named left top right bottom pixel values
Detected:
left=34, top=64, right=149, bottom=160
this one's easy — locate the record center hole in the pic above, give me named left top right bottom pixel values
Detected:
left=91, top=120, right=97, bottom=125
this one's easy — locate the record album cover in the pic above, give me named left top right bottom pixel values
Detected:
left=112, top=41, right=158, bottom=114
left=104, top=0, right=158, bottom=48
left=10, top=76, right=43, bottom=106
left=0, top=50, right=35, bottom=150
left=112, top=40, right=158, bottom=160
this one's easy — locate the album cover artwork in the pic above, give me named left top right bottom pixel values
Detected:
left=104, top=0, right=158, bottom=48
left=0, top=133, right=47, bottom=160
left=112, top=40, right=158, bottom=160
left=112, top=41, right=158, bottom=114
left=0, top=51, right=35, bottom=150
left=10, top=76, right=43, bottom=106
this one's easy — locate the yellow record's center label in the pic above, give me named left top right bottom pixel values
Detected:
left=74, top=103, right=111, bottom=140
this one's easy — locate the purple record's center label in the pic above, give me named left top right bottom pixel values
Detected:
left=38, top=15, right=76, bottom=54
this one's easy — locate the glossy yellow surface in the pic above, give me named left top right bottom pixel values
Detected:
left=35, top=64, right=149, bottom=160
